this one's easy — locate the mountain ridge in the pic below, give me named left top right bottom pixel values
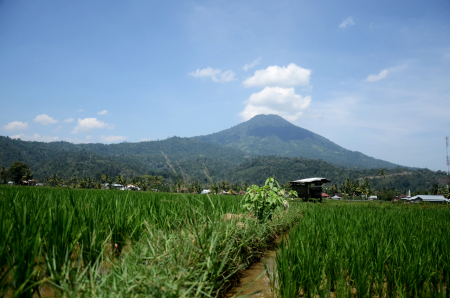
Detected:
left=195, top=114, right=398, bottom=170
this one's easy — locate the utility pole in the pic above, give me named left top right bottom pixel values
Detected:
left=446, top=136, right=449, bottom=188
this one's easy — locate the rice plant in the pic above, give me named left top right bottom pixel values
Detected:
left=272, top=202, right=450, bottom=298
left=0, top=185, right=303, bottom=297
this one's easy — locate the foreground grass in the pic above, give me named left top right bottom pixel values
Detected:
left=0, top=186, right=303, bottom=297
left=273, top=201, right=450, bottom=298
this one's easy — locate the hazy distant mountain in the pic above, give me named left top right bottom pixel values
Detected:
left=195, top=114, right=398, bottom=169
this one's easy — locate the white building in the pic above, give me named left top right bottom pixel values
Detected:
left=405, top=195, right=449, bottom=204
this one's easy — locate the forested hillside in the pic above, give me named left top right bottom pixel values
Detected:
left=1, top=134, right=447, bottom=193
left=195, top=114, right=398, bottom=170
left=223, top=156, right=447, bottom=192
left=0, top=136, right=246, bottom=182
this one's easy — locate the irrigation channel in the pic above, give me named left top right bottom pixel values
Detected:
left=225, top=233, right=286, bottom=298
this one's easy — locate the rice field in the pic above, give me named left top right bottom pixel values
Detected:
left=0, top=186, right=303, bottom=297
left=272, top=202, right=450, bottom=298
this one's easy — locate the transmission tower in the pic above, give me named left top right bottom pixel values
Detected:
left=446, top=136, right=449, bottom=187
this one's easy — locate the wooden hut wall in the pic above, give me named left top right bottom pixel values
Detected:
left=291, top=184, right=309, bottom=198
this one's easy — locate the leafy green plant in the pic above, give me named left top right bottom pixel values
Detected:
left=242, top=177, right=294, bottom=222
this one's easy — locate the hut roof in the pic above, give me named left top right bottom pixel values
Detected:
left=289, top=177, right=331, bottom=184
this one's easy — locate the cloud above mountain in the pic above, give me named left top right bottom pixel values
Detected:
left=242, top=63, right=311, bottom=87
left=3, top=121, right=29, bottom=131
left=34, top=114, right=58, bottom=125
left=239, top=87, right=311, bottom=121
left=71, top=118, right=114, bottom=134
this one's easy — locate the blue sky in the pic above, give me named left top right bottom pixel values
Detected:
left=1, top=0, right=449, bottom=171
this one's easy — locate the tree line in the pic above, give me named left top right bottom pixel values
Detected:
left=2, top=161, right=449, bottom=199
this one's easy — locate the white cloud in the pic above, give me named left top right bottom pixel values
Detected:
left=3, top=121, right=28, bottom=131
left=100, top=135, right=127, bottom=143
left=339, top=17, right=355, bottom=29
left=64, top=118, right=74, bottom=123
left=239, top=87, right=312, bottom=121
left=33, top=114, right=58, bottom=125
left=242, top=63, right=311, bottom=88
left=71, top=118, right=114, bottom=134
left=77, top=109, right=84, bottom=112
left=366, top=69, right=389, bottom=82
left=140, top=137, right=151, bottom=142
left=189, top=67, right=236, bottom=82
left=243, top=57, right=262, bottom=71
left=189, top=67, right=221, bottom=78
left=97, top=110, right=108, bottom=115
left=11, top=133, right=59, bottom=142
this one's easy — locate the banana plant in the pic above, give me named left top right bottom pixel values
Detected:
left=242, top=177, right=292, bottom=222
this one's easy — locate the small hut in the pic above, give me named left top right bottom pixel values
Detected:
left=289, top=177, right=331, bottom=202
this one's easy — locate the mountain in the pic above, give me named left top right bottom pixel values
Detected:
left=195, top=114, right=398, bottom=170
left=0, top=136, right=246, bottom=182
left=1, top=134, right=447, bottom=192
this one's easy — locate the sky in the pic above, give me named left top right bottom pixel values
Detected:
left=0, top=0, right=449, bottom=171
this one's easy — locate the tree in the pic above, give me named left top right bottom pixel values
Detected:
left=329, top=184, right=338, bottom=195
left=138, top=178, right=148, bottom=191
left=121, top=177, right=128, bottom=189
left=49, top=173, right=60, bottom=187
left=209, top=183, right=219, bottom=194
left=190, top=181, right=202, bottom=194
left=102, top=173, right=111, bottom=188
left=7, top=161, right=32, bottom=184
left=115, top=175, right=123, bottom=185
left=22, top=168, right=34, bottom=185
left=430, top=183, right=439, bottom=195
left=1, top=166, right=8, bottom=184
left=70, top=174, right=78, bottom=188
left=379, top=169, right=387, bottom=188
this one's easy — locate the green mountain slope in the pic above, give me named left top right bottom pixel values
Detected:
left=0, top=136, right=246, bottom=182
left=224, top=156, right=446, bottom=192
left=195, top=114, right=398, bottom=169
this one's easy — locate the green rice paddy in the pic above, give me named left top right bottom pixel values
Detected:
left=0, top=186, right=302, bottom=297
left=273, top=202, right=450, bottom=298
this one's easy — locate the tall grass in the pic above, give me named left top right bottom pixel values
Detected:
left=0, top=186, right=302, bottom=297
left=273, top=202, right=450, bottom=298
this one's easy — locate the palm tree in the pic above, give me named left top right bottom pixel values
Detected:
left=49, top=173, right=59, bottom=187
left=86, top=177, right=92, bottom=189
left=70, top=174, right=78, bottom=188
left=22, top=168, right=34, bottom=185
left=138, top=179, right=148, bottom=191
left=102, top=173, right=109, bottom=185
left=114, top=175, right=123, bottom=186
left=430, top=183, right=439, bottom=195
left=152, top=175, right=161, bottom=185
left=329, top=184, right=338, bottom=195
left=379, top=169, right=386, bottom=188
left=121, top=177, right=128, bottom=190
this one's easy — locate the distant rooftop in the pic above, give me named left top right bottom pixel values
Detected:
left=290, top=177, right=331, bottom=184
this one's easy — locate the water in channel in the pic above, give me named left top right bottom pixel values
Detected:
left=225, top=233, right=286, bottom=298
